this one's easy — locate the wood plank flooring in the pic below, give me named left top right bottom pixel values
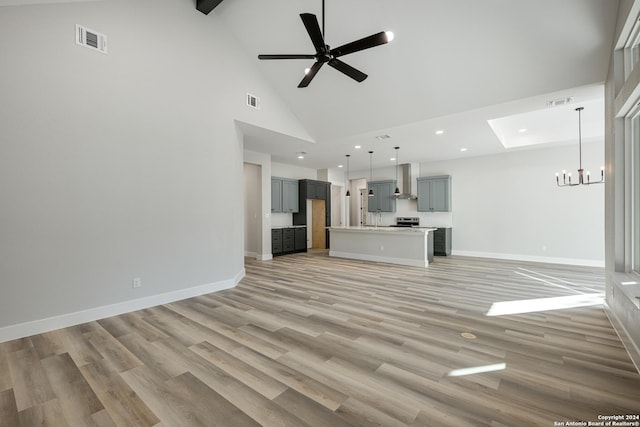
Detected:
left=1, top=253, right=639, bottom=426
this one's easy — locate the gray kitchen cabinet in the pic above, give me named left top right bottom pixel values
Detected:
left=292, top=179, right=331, bottom=227
left=272, top=227, right=307, bottom=256
left=305, top=180, right=329, bottom=200
left=283, top=228, right=295, bottom=252
left=417, top=176, right=451, bottom=212
left=282, top=179, right=299, bottom=213
left=271, top=228, right=283, bottom=254
left=433, top=227, right=452, bottom=256
left=271, top=177, right=299, bottom=213
left=294, top=227, right=306, bottom=251
left=367, top=180, right=397, bottom=212
left=271, top=178, right=283, bottom=213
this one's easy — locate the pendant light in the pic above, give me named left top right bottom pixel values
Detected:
left=555, top=107, right=604, bottom=186
left=368, top=150, right=374, bottom=197
left=394, top=146, right=400, bottom=196
left=345, top=154, right=351, bottom=198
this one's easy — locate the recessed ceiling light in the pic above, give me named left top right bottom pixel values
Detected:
left=435, top=130, right=444, bottom=135
left=338, top=164, right=343, bottom=168
left=355, top=145, right=361, bottom=149
left=390, top=157, right=396, bottom=161
left=296, top=151, right=306, bottom=159
left=518, top=128, right=527, bottom=133
left=460, top=148, right=468, bottom=152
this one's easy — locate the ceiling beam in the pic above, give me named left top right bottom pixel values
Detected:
left=196, top=0, right=224, bottom=15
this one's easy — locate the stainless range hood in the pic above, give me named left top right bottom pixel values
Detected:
left=396, top=163, right=418, bottom=200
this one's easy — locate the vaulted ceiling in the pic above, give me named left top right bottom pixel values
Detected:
left=214, top=0, right=618, bottom=171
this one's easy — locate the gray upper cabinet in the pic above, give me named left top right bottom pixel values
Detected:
left=367, top=180, right=397, bottom=212
left=282, top=179, right=299, bottom=213
left=417, top=175, right=451, bottom=212
left=271, top=178, right=283, bottom=213
left=271, top=177, right=299, bottom=213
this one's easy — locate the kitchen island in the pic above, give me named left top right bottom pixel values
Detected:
left=329, top=226, right=436, bottom=267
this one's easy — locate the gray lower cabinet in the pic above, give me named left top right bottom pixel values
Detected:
left=433, top=227, right=452, bottom=256
left=367, top=180, right=397, bottom=212
left=271, top=178, right=299, bottom=213
left=417, top=175, right=451, bottom=212
left=294, top=227, right=306, bottom=251
left=272, top=227, right=307, bottom=256
left=283, top=228, right=295, bottom=252
left=271, top=229, right=283, bottom=254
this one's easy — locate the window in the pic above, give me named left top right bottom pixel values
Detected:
left=634, top=112, right=640, bottom=273
left=620, top=8, right=640, bottom=278
left=624, top=19, right=640, bottom=79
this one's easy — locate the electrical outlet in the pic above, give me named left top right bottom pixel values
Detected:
left=132, top=277, right=141, bottom=288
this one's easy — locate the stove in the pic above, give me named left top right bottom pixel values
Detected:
left=391, top=217, right=420, bottom=227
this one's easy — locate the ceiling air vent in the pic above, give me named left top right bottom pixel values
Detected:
left=546, top=96, right=574, bottom=108
left=247, top=93, right=260, bottom=109
left=76, top=24, right=107, bottom=54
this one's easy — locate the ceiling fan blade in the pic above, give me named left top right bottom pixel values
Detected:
left=258, top=54, right=317, bottom=60
left=298, top=61, right=323, bottom=88
left=328, top=59, right=367, bottom=82
left=300, top=13, right=326, bottom=52
left=330, top=31, right=390, bottom=57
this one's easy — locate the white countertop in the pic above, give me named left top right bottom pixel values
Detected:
left=330, top=226, right=437, bottom=234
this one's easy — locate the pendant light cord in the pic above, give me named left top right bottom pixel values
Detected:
left=577, top=107, right=583, bottom=171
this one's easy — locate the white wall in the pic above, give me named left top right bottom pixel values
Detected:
left=271, top=162, right=317, bottom=180
left=0, top=0, right=308, bottom=340
left=425, top=144, right=604, bottom=265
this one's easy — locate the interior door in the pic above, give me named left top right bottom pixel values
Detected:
left=312, top=199, right=326, bottom=248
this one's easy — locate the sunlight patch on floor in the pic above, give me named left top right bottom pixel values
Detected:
left=448, top=363, right=506, bottom=377
left=486, top=293, right=604, bottom=316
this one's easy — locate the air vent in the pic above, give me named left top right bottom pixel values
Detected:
left=247, top=93, right=260, bottom=109
left=546, top=96, right=574, bottom=108
left=375, top=134, right=391, bottom=141
left=76, top=24, right=107, bottom=54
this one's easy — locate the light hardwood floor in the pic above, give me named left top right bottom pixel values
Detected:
left=1, top=253, right=639, bottom=426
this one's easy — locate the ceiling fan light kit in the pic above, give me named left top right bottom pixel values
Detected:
left=258, top=0, right=393, bottom=88
left=555, top=107, right=604, bottom=187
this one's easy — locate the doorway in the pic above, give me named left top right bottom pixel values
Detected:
left=311, top=199, right=326, bottom=248
left=243, top=162, right=261, bottom=258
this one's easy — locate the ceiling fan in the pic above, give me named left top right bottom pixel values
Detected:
left=257, top=0, right=394, bottom=88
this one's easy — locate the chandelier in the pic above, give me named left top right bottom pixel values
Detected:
left=555, top=107, right=604, bottom=187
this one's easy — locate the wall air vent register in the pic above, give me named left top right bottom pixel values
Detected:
left=546, top=96, right=574, bottom=108
left=76, top=24, right=107, bottom=54
left=247, top=93, right=260, bottom=109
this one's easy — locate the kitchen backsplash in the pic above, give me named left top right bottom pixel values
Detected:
left=270, top=213, right=293, bottom=227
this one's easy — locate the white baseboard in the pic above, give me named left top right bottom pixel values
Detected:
left=244, top=251, right=272, bottom=261
left=603, top=303, right=640, bottom=375
left=452, top=250, right=605, bottom=268
left=0, top=269, right=245, bottom=344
